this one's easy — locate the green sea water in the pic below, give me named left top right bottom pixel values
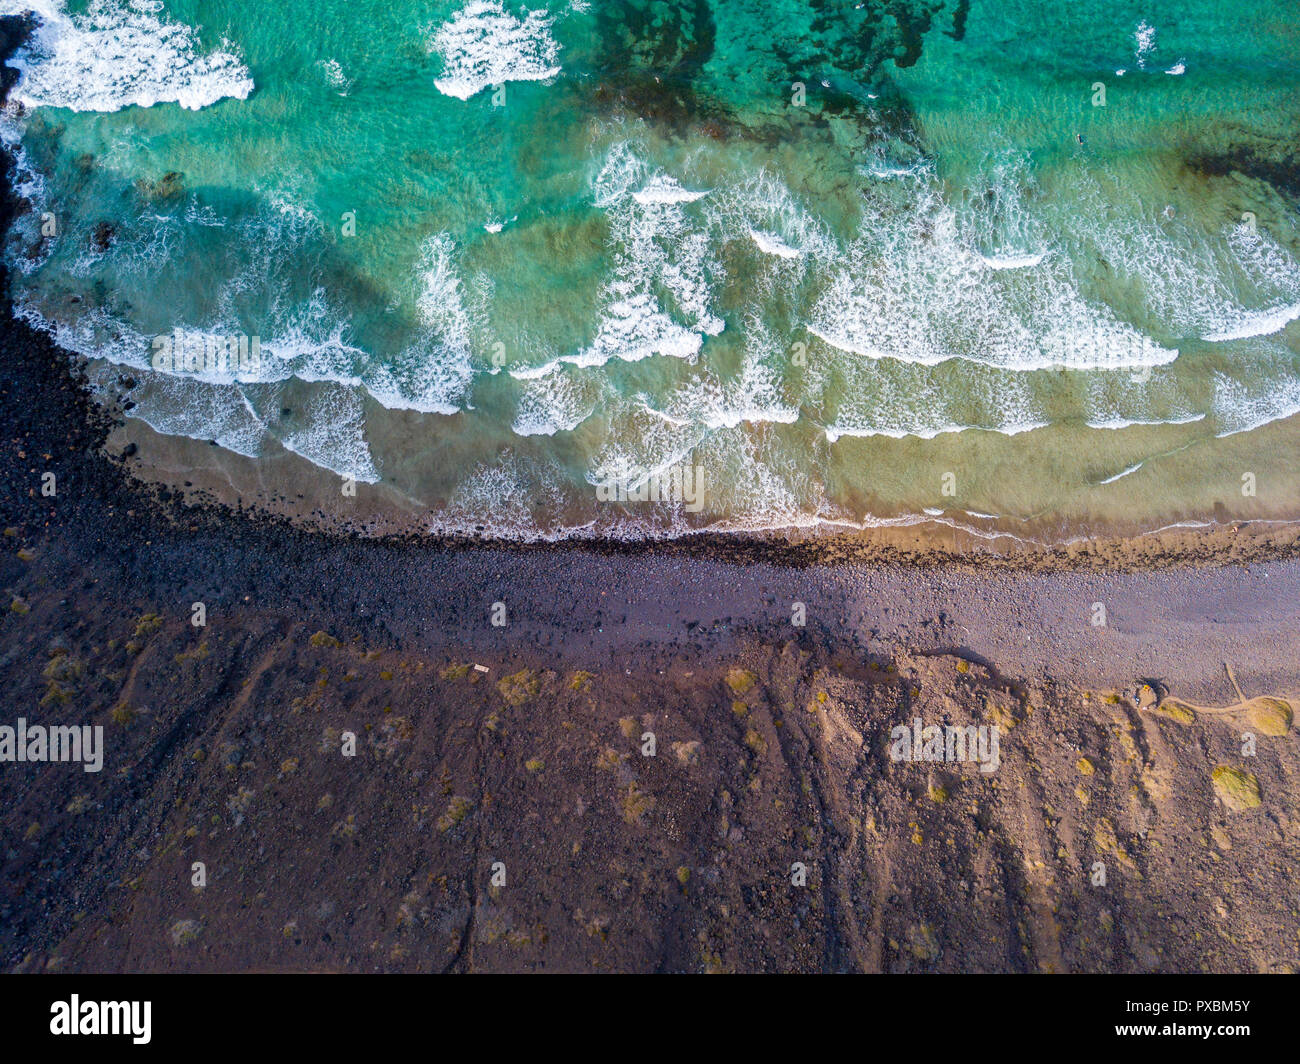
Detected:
left=3, top=0, right=1299, bottom=538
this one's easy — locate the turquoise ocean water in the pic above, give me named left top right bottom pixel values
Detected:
left=2, top=0, right=1299, bottom=538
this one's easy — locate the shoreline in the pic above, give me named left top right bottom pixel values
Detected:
left=2, top=10, right=1298, bottom=749
left=1, top=7, right=1296, bottom=566
left=3, top=14, right=1299, bottom=973
left=6, top=16, right=1300, bottom=558
left=88, top=386, right=1300, bottom=573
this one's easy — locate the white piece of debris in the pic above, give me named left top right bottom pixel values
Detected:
left=473, top=664, right=490, bottom=673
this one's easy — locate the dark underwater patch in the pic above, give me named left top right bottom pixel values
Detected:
left=1186, top=144, right=1300, bottom=202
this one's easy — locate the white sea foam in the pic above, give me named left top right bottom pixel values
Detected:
left=748, top=228, right=801, bottom=259
left=685, top=430, right=819, bottom=530
left=705, top=169, right=838, bottom=312
left=431, top=0, right=560, bottom=101
left=641, top=322, right=800, bottom=431
left=1084, top=414, right=1205, bottom=430
left=979, top=251, right=1045, bottom=270
left=1202, top=301, right=1300, bottom=342
left=823, top=418, right=1048, bottom=443
left=1134, top=20, right=1157, bottom=68
left=316, top=58, right=354, bottom=94
left=586, top=400, right=707, bottom=501
left=860, top=155, right=929, bottom=180
left=93, top=362, right=380, bottom=482
left=86, top=360, right=267, bottom=458
left=632, top=174, right=709, bottom=205
left=0, top=0, right=253, bottom=112
left=572, top=144, right=724, bottom=371
left=512, top=368, right=600, bottom=435
left=270, top=382, right=380, bottom=482
left=1097, top=461, right=1145, bottom=484
left=15, top=291, right=368, bottom=394
left=812, top=349, right=1053, bottom=441
left=1212, top=362, right=1300, bottom=437
left=1068, top=177, right=1300, bottom=342
left=365, top=234, right=474, bottom=414
left=434, top=450, right=569, bottom=538
left=809, top=171, right=1173, bottom=372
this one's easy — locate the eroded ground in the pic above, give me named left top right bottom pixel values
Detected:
left=2, top=584, right=1295, bottom=973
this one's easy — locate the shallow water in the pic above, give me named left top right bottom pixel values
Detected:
left=3, top=0, right=1299, bottom=539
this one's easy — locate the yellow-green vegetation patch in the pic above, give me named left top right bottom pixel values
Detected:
left=170, top=920, right=202, bottom=947
left=41, top=654, right=83, bottom=707
left=497, top=669, right=541, bottom=707
left=280, top=758, right=299, bottom=775
left=110, top=702, right=137, bottom=727
left=596, top=747, right=622, bottom=771
left=16, top=547, right=35, bottom=562
left=437, top=795, right=474, bottom=832
left=174, top=640, right=209, bottom=663
left=907, top=922, right=941, bottom=962
left=227, top=788, right=255, bottom=820
left=620, top=783, right=654, bottom=826
left=1092, top=817, right=1136, bottom=869
left=1247, top=697, right=1292, bottom=736
left=672, top=740, right=701, bottom=766
left=744, top=728, right=767, bottom=756
left=618, top=716, right=639, bottom=739
left=309, top=631, right=341, bottom=648
left=1212, top=766, right=1261, bottom=812
left=524, top=758, right=544, bottom=773
left=568, top=670, right=594, bottom=692
left=725, top=667, right=757, bottom=696
left=928, top=784, right=948, bottom=803
left=985, top=698, right=1018, bottom=731
left=1153, top=700, right=1195, bottom=725
left=675, top=866, right=690, bottom=886
left=1076, top=757, right=1095, bottom=776
left=133, top=613, right=162, bottom=640
left=731, top=700, right=748, bottom=718
left=439, top=662, right=471, bottom=680
left=9, top=596, right=29, bottom=614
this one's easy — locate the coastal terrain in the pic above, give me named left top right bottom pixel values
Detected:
left=1, top=5, right=1298, bottom=973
